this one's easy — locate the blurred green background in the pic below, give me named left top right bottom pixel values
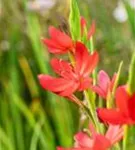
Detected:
left=0, top=0, right=135, bottom=150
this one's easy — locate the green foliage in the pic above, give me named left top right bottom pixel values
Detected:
left=124, top=1, right=135, bottom=39
left=127, top=52, right=135, bottom=94
left=0, top=0, right=135, bottom=149
left=0, top=0, right=78, bottom=149
left=112, top=61, right=123, bottom=96
left=69, top=0, right=81, bottom=40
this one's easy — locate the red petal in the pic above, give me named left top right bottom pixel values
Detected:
left=91, top=86, right=106, bottom=99
left=105, top=125, right=123, bottom=145
left=97, top=108, right=125, bottom=124
left=59, top=83, right=79, bottom=96
left=75, top=132, right=93, bottom=148
left=43, top=39, right=68, bottom=54
left=49, top=26, right=73, bottom=48
left=51, top=58, right=73, bottom=79
left=75, top=42, right=89, bottom=74
left=57, top=147, right=75, bottom=150
left=89, top=123, right=111, bottom=150
left=48, top=47, right=67, bottom=54
left=93, top=135, right=111, bottom=150
left=87, top=21, right=96, bottom=40
left=78, top=78, right=92, bottom=91
left=98, top=70, right=110, bottom=93
left=83, top=51, right=99, bottom=76
left=57, top=148, right=64, bottom=150
left=80, top=16, right=87, bottom=35
left=57, top=147, right=90, bottom=150
left=75, top=42, right=99, bottom=76
left=42, top=39, right=64, bottom=50
left=128, top=93, right=135, bottom=121
left=38, top=75, right=77, bottom=96
left=115, top=86, right=130, bottom=116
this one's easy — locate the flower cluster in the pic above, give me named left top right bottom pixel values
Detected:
left=57, top=124, right=123, bottom=150
left=38, top=41, right=98, bottom=97
left=38, top=16, right=135, bottom=150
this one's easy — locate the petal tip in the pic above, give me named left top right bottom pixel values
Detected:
left=38, top=74, right=44, bottom=80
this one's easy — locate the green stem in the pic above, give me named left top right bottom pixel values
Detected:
left=106, top=91, right=112, bottom=108
left=112, top=61, right=123, bottom=97
left=113, top=143, right=121, bottom=150
left=0, top=127, right=14, bottom=150
left=107, top=61, right=123, bottom=108
left=90, top=37, right=97, bottom=85
left=90, top=37, right=94, bottom=52
left=84, top=90, right=100, bottom=132
left=123, top=125, right=128, bottom=150
left=69, top=95, right=95, bottom=124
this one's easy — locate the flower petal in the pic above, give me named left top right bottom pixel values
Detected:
left=115, top=86, right=130, bottom=116
left=75, top=42, right=89, bottom=74
left=97, top=108, right=125, bottom=124
left=57, top=147, right=90, bottom=150
left=128, top=93, right=135, bottom=121
left=80, top=16, right=87, bottom=35
left=49, top=26, right=73, bottom=48
left=78, top=78, right=92, bottom=91
left=59, top=82, right=79, bottom=96
left=91, top=86, right=106, bottom=99
left=98, top=70, right=110, bottom=92
left=42, top=38, right=68, bottom=54
left=105, top=125, right=123, bottom=145
left=51, top=58, right=73, bottom=79
left=83, top=51, right=99, bottom=77
left=48, top=47, right=67, bottom=54
left=75, top=42, right=99, bottom=76
left=38, top=75, right=77, bottom=96
left=93, top=135, right=111, bottom=150
left=42, top=39, right=64, bottom=50
left=87, top=21, right=96, bottom=40
left=75, top=132, right=93, bottom=148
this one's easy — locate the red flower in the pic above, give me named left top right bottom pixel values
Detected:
left=57, top=123, right=123, bottom=150
left=80, top=16, right=87, bottom=36
left=97, top=86, right=135, bottom=125
left=80, top=17, right=95, bottom=40
left=38, top=42, right=99, bottom=97
left=92, top=70, right=116, bottom=99
left=42, top=26, right=74, bottom=54
left=87, top=21, right=95, bottom=40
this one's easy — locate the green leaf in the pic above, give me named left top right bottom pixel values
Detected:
left=30, top=123, right=41, bottom=150
left=124, top=1, right=135, bottom=39
left=69, top=0, right=81, bottom=41
left=27, top=14, right=49, bottom=74
left=0, top=127, right=14, bottom=150
left=107, top=61, right=123, bottom=108
left=127, top=52, right=135, bottom=94
left=112, top=61, right=123, bottom=96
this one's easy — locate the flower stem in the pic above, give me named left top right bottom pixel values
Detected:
left=123, top=125, right=128, bottom=150
left=68, top=95, right=95, bottom=123
left=90, top=37, right=94, bottom=53
left=84, top=90, right=100, bottom=132
left=106, top=91, right=113, bottom=108
left=89, top=37, right=97, bottom=86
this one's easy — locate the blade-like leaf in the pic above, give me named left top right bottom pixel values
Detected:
left=127, top=52, right=135, bottom=94
left=124, top=1, right=135, bottom=39
left=69, top=0, right=81, bottom=40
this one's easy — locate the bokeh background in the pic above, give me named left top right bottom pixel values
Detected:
left=0, top=0, right=135, bottom=150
